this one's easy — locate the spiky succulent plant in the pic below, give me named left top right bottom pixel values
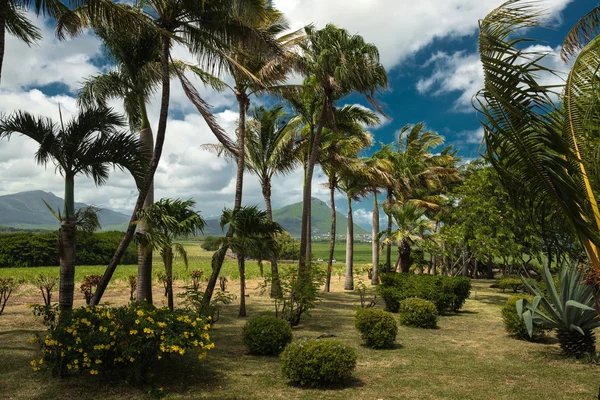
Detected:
left=517, top=264, right=600, bottom=358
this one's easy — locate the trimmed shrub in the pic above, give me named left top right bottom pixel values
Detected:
left=280, top=339, right=357, bottom=387
left=377, top=273, right=471, bottom=314
left=243, top=316, right=293, bottom=355
left=497, top=276, right=524, bottom=293
left=354, top=308, right=397, bottom=348
left=30, top=303, right=214, bottom=381
left=501, top=294, right=545, bottom=341
left=398, top=298, right=438, bottom=329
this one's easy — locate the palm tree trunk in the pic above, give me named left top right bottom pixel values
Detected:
left=299, top=101, right=328, bottom=278
left=399, top=239, right=411, bottom=273
left=201, top=93, right=248, bottom=310
left=163, top=248, right=174, bottom=311
left=239, top=256, right=246, bottom=317
left=91, top=36, right=171, bottom=305
left=325, top=177, right=336, bottom=292
left=344, top=194, right=354, bottom=290
left=59, top=174, right=76, bottom=312
left=0, top=0, right=7, bottom=82
left=263, top=182, right=282, bottom=298
left=371, top=192, right=379, bottom=285
left=136, top=100, right=154, bottom=304
left=385, top=187, right=393, bottom=272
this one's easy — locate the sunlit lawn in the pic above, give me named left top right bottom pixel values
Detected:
left=1, top=274, right=599, bottom=399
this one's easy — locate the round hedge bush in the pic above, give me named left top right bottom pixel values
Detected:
left=242, top=316, right=293, bottom=355
left=398, top=297, right=438, bottom=329
left=354, top=308, right=398, bottom=348
left=280, top=339, right=357, bottom=386
left=501, top=294, right=545, bottom=341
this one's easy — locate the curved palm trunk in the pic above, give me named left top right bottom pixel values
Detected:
left=299, top=102, right=329, bottom=277
left=399, top=238, right=411, bottom=273
left=202, top=94, right=248, bottom=310
left=385, top=187, right=393, bottom=272
left=371, top=192, right=379, bottom=285
left=91, top=36, right=171, bottom=306
left=325, top=177, right=336, bottom=292
left=344, top=194, right=354, bottom=290
left=238, top=256, right=246, bottom=317
left=136, top=103, right=154, bottom=304
left=263, top=181, right=282, bottom=298
left=59, top=174, right=76, bottom=312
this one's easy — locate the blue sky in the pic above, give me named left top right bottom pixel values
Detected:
left=0, top=0, right=592, bottom=228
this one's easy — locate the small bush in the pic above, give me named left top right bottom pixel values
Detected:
left=36, top=275, right=57, bottom=306
left=354, top=308, right=397, bottom=348
left=128, top=274, right=137, bottom=301
left=497, top=276, right=523, bottom=293
left=0, top=277, right=18, bottom=315
left=80, top=275, right=102, bottom=305
left=501, top=294, right=545, bottom=341
left=280, top=339, right=357, bottom=386
left=398, top=298, right=438, bottom=329
left=30, top=303, right=214, bottom=381
left=242, top=316, right=292, bottom=355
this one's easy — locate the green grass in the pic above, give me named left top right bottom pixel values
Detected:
left=311, top=241, right=373, bottom=264
left=0, top=279, right=598, bottom=399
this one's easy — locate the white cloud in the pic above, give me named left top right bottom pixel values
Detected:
left=274, top=0, right=574, bottom=70
left=417, top=45, right=571, bottom=112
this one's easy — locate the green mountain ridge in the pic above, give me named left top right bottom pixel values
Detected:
left=0, top=192, right=369, bottom=237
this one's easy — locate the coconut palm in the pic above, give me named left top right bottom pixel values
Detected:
left=0, top=107, right=146, bottom=311
left=136, top=198, right=205, bottom=310
left=219, top=206, right=282, bottom=317
left=60, top=0, right=274, bottom=305
left=381, top=203, right=432, bottom=273
left=202, top=105, right=300, bottom=297
left=295, top=24, right=388, bottom=277
left=476, top=1, right=600, bottom=292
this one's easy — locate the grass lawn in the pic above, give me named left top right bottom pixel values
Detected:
left=0, top=274, right=598, bottom=399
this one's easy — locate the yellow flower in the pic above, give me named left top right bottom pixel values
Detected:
left=157, top=322, right=166, bottom=328
left=135, top=319, right=140, bottom=324
left=74, top=359, right=79, bottom=364
left=198, top=352, right=206, bottom=359
left=38, top=359, right=44, bottom=365
left=157, top=355, right=162, bottom=360
left=129, top=330, right=138, bottom=335
left=95, top=359, right=102, bottom=364
left=137, top=310, right=144, bottom=317
left=129, top=357, right=135, bottom=362
left=90, top=370, right=98, bottom=375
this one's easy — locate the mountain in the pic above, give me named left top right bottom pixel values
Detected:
left=0, top=192, right=369, bottom=237
left=0, top=191, right=130, bottom=231
left=201, top=198, right=370, bottom=237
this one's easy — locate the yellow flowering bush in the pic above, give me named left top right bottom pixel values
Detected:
left=30, top=303, right=214, bottom=380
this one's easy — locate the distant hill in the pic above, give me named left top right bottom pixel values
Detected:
left=202, top=198, right=369, bottom=237
left=0, top=192, right=369, bottom=237
left=0, top=191, right=130, bottom=231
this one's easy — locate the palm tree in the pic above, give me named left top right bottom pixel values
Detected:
left=60, top=0, right=274, bottom=305
left=476, top=1, right=600, bottom=290
left=136, top=198, right=205, bottom=310
left=317, top=105, right=379, bottom=291
left=219, top=206, right=282, bottom=317
left=381, top=203, right=432, bottom=273
left=202, top=105, right=300, bottom=297
left=295, top=24, right=388, bottom=278
left=0, top=107, right=146, bottom=311
left=78, top=24, right=162, bottom=304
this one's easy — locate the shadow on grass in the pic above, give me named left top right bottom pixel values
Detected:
left=471, top=293, right=509, bottom=307
left=286, top=376, right=365, bottom=391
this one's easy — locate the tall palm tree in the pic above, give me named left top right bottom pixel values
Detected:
left=60, top=0, right=274, bottom=305
left=317, top=105, right=379, bottom=291
left=202, top=105, right=300, bottom=297
left=381, top=203, right=432, bottom=273
left=136, top=198, right=205, bottom=310
left=219, top=206, right=282, bottom=317
left=476, top=0, right=600, bottom=290
left=78, top=24, right=162, bottom=304
left=0, top=107, right=146, bottom=311
left=295, top=24, right=388, bottom=278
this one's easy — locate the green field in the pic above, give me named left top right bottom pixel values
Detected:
left=0, top=241, right=376, bottom=284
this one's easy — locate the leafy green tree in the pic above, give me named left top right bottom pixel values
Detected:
left=0, top=107, right=146, bottom=311
left=218, top=206, right=282, bottom=317
left=136, top=198, right=205, bottom=310
left=201, top=236, right=221, bottom=252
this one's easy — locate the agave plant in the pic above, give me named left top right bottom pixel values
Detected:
left=517, top=265, right=600, bottom=357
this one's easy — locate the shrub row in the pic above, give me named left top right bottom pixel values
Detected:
left=501, top=294, right=546, bottom=341
left=377, top=273, right=471, bottom=314
left=0, top=231, right=137, bottom=267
